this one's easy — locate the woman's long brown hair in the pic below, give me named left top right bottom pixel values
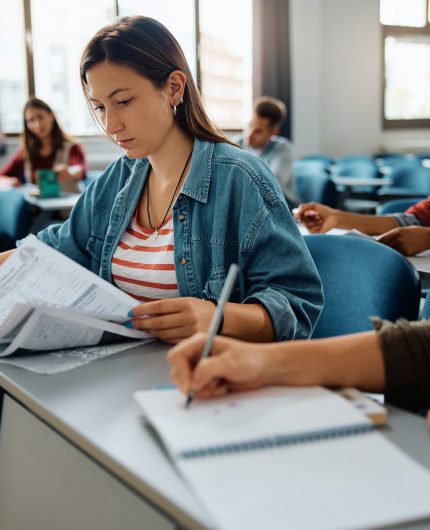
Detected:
left=80, top=16, right=234, bottom=145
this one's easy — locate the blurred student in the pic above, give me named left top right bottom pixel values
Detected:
left=168, top=317, right=430, bottom=421
left=0, top=97, right=87, bottom=192
left=235, top=96, right=299, bottom=208
left=0, top=17, right=323, bottom=344
left=295, top=199, right=430, bottom=256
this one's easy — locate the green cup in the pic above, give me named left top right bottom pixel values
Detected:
left=36, top=169, right=60, bottom=198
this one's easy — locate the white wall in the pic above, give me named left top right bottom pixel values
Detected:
left=291, top=0, right=430, bottom=158
left=290, top=0, right=322, bottom=158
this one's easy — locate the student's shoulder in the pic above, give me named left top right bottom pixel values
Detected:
left=213, top=140, right=269, bottom=174
left=212, top=141, right=283, bottom=205
left=270, top=136, right=292, bottom=152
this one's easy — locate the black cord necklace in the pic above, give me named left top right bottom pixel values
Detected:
left=147, top=149, right=193, bottom=241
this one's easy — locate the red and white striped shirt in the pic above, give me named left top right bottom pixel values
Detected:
left=112, top=212, right=179, bottom=302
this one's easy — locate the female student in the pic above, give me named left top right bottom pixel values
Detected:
left=167, top=317, right=430, bottom=420
left=0, top=16, right=323, bottom=344
left=0, top=97, right=87, bottom=192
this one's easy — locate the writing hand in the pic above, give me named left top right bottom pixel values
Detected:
left=294, top=202, right=339, bottom=233
left=167, top=332, right=270, bottom=398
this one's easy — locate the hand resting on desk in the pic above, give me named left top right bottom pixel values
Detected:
left=377, top=226, right=430, bottom=256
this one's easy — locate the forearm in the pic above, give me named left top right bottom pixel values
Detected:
left=335, top=211, right=399, bottom=235
left=0, top=249, right=15, bottom=265
left=261, top=331, right=386, bottom=392
left=223, top=302, right=275, bottom=342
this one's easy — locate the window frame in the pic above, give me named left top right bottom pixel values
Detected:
left=9, top=0, right=249, bottom=136
left=381, top=1, right=430, bottom=129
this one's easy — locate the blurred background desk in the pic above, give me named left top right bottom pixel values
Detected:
left=331, top=175, right=393, bottom=210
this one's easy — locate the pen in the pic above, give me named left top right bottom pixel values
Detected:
left=185, top=263, right=239, bottom=409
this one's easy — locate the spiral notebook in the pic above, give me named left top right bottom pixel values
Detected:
left=135, top=386, right=430, bottom=530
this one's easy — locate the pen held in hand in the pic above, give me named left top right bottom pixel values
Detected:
left=184, top=263, right=239, bottom=409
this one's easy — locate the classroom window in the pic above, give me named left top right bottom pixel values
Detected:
left=117, top=0, right=197, bottom=81
left=1, top=0, right=253, bottom=135
left=118, top=0, right=253, bottom=131
left=381, top=0, right=430, bottom=128
left=380, top=0, right=427, bottom=27
left=30, top=0, right=115, bottom=135
left=199, top=0, right=252, bottom=130
left=0, top=1, right=27, bottom=133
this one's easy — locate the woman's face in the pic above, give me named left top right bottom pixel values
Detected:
left=25, top=107, right=55, bottom=140
left=86, top=61, right=174, bottom=159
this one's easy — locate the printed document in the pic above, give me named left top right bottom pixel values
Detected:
left=0, top=235, right=152, bottom=356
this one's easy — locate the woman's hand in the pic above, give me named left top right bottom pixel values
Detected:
left=167, top=332, right=272, bottom=397
left=294, top=202, right=340, bottom=233
left=127, top=297, right=216, bottom=344
left=378, top=226, right=430, bottom=256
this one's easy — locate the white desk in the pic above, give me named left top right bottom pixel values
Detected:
left=20, top=184, right=81, bottom=212
left=331, top=176, right=393, bottom=210
left=1, top=343, right=430, bottom=530
left=408, top=249, right=430, bottom=279
left=331, top=176, right=393, bottom=188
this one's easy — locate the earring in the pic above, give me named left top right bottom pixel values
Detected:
left=173, top=96, right=183, bottom=118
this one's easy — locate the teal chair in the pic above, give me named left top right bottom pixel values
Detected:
left=0, top=189, right=32, bottom=250
left=295, top=171, right=338, bottom=207
left=376, top=197, right=426, bottom=215
left=378, top=166, right=430, bottom=198
left=304, top=234, right=421, bottom=338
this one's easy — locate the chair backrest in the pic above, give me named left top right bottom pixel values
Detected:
left=389, top=166, right=430, bottom=193
left=376, top=197, right=426, bottom=215
left=295, top=172, right=338, bottom=207
left=0, top=189, right=32, bottom=244
left=336, top=155, right=374, bottom=165
left=300, top=155, right=334, bottom=165
left=304, top=234, right=421, bottom=338
left=331, top=162, right=379, bottom=179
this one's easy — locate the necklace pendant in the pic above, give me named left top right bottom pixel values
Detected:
left=153, top=229, right=158, bottom=242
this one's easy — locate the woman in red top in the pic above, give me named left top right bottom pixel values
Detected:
left=0, top=97, right=87, bottom=192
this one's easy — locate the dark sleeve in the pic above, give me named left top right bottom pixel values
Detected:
left=0, top=149, right=25, bottom=178
left=372, top=317, right=430, bottom=412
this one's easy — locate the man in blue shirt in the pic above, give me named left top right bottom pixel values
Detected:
left=235, top=96, right=299, bottom=208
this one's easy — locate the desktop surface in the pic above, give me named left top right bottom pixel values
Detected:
left=0, top=342, right=429, bottom=530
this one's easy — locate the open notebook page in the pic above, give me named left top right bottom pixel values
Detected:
left=179, top=430, right=430, bottom=530
left=134, top=386, right=371, bottom=457
left=135, top=387, right=430, bottom=530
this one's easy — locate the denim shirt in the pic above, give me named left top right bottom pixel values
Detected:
left=37, top=138, right=323, bottom=340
